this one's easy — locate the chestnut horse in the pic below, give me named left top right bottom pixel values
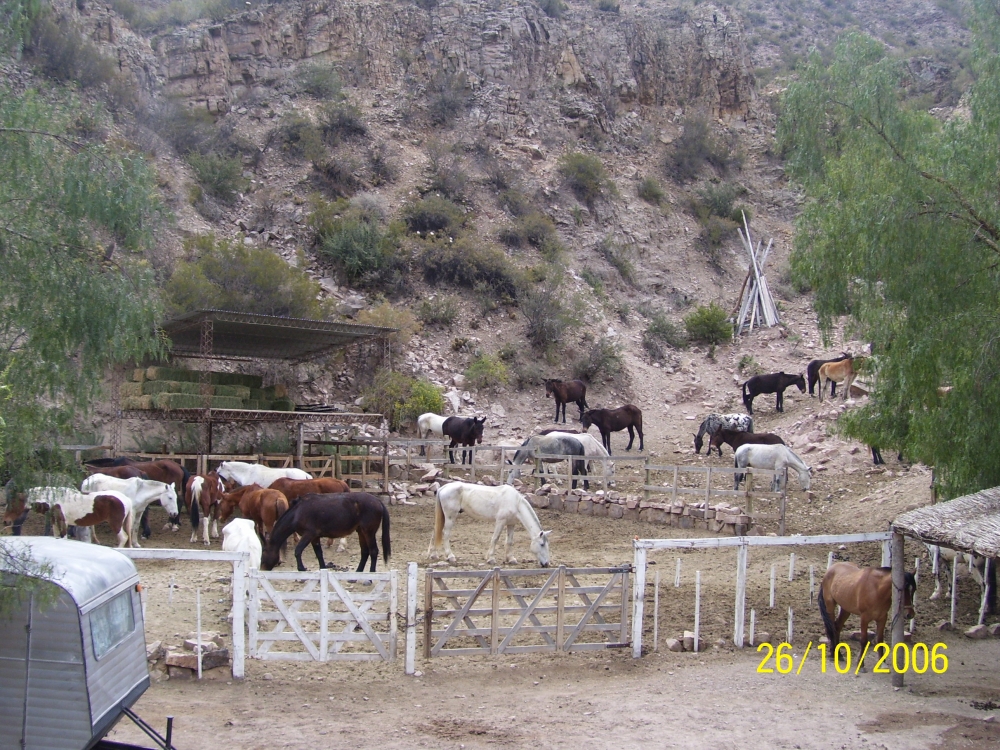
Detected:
left=818, top=356, right=867, bottom=402
left=819, top=563, right=916, bottom=656
left=708, top=428, right=785, bottom=456
left=218, top=484, right=289, bottom=542
left=544, top=379, right=588, bottom=423
left=269, top=477, right=349, bottom=506
left=187, top=472, right=225, bottom=545
left=86, top=457, right=188, bottom=538
left=581, top=405, right=644, bottom=453
left=807, top=354, right=850, bottom=397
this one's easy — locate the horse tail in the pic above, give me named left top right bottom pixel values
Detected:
left=180, top=466, right=191, bottom=510
left=381, top=501, right=391, bottom=562
left=190, top=489, right=200, bottom=528
left=818, top=583, right=838, bottom=645
left=433, top=492, right=444, bottom=547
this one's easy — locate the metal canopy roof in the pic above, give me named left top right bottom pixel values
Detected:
left=163, top=309, right=396, bottom=363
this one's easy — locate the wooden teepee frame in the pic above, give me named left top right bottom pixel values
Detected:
left=733, top=212, right=779, bottom=334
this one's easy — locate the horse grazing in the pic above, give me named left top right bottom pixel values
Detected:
left=218, top=484, right=290, bottom=542
left=80, top=474, right=179, bottom=548
left=86, top=458, right=189, bottom=539
left=818, top=356, right=867, bottom=403
left=416, top=412, right=448, bottom=456
left=506, top=434, right=589, bottom=490
left=428, top=481, right=551, bottom=566
left=187, top=472, right=226, bottom=545
left=741, top=372, right=806, bottom=415
left=217, top=460, right=311, bottom=489
left=268, top=477, right=349, bottom=506
left=260, top=492, right=390, bottom=572
left=544, top=379, right=588, bottom=423
left=222, top=518, right=262, bottom=570
left=807, top=354, right=850, bottom=397
left=543, top=432, right=612, bottom=476
left=693, top=413, right=753, bottom=455
left=734, top=444, right=811, bottom=492
left=582, top=405, right=644, bottom=453
left=708, top=429, right=785, bottom=456
left=442, top=416, right=486, bottom=465
left=819, top=563, right=916, bottom=652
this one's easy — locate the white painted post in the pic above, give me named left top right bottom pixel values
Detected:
left=770, top=563, right=776, bottom=609
left=749, top=608, right=756, bottom=647
left=319, top=568, right=329, bottom=661
left=389, top=568, right=399, bottom=661
left=734, top=543, right=748, bottom=648
left=169, top=576, right=174, bottom=605
left=631, top=546, right=647, bottom=658
left=653, top=570, right=660, bottom=651
left=881, top=540, right=891, bottom=567
left=978, top=558, right=992, bottom=626
left=786, top=607, right=793, bottom=645
left=196, top=587, right=203, bottom=680
left=809, top=565, right=815, bottom=605
left=827, top=551, right=834, bottom=570
left=231, top=558, right=246, bottom=679
left=950, top=559, right=958, bottom=626
left=788, top=553, right=795, bottom=581
left=914, top=557, right=920, bottom=589
left=405, top=562, right=417, bottom=675
left=694, top=570, right=701, bottom=654
left=675, top=558, right=681, bottom=588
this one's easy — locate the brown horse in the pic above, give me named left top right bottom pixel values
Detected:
left=819, top=563, right=916, bottom=653
left=86, top=457, right=188, bottom=537
left=708, top=428, right=785, bottom=456
left=218, top=484, right=289, bottom=542
left=187, top=472, right=225, bottom=545
left=269, top=477, right=350, bottom=506
left=581, top=405, right=644, bottom=453
left=260, top=492, right=391, bottom=572
left=544, top=379, right=588, bottom=423
left=818, top=357, right=867, bottom=402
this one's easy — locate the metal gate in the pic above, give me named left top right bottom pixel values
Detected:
left=424, top=566, right=630, bottom=656
left=249, top=569, right=397, bottom=662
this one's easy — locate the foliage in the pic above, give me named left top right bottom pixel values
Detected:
left=147, top=99, right=215, bottom=156
left=596, top=0, right=620, bottom=12
left=777, top=12, right=1000, bottom=496
left=419, top=237, right=521, bottom=301
left=637, top=176, right=666, bottom=205
left=538, top=0, right=563, bottom=18
left=31, top=15, right=119, bottom=89
left=311, top=157, right=362, bottom=198
left=0, top=87, right=164, bottom=496
left=693, top=182, right=750, bottom=225
left=580, top=267, right=605, bottom=298
left=499, top=211, right=562, bottom=258
left=357, top=303, right=420, bottom=346
left=499, top=189, right=531, bottom=217
left=572, top=336, right=624, bottom=382
left=683, top=303, right=732, bottom=346
left=401, top=195, right=467, bottom=235
left=558, top=151, right=612, bottom=210
left=428, top=73, right=471, bottom=127
left=0, top=0, right=43, bottom=53
left=597, top=235, right=635, bottom=284
left=465, top=354, right=510, bottom=391
left=297, top=62, right=343, bottom=99
left=520, top=280, right=577, bottom=353
left=320, top=102, right=367, bottom=145
left=368, top=143, right=397, bottom=186
left=642, top=311, right=687, bottom=360
left=417, top=297, right=458, bottom=327
left=738, top=354, right=762, bottom=376
left=426, top=142, right=469, bottom=201
left=280, top=116, right=326, bottom=162
left=362, top=371, right=442, bottom=432
left=311, top=199, right=405, bottom=291
left=187, top=152, right=248, bottom=204
left=666, top=116, right=741, bottom=182
left=167, top=235, right=329, bottom=319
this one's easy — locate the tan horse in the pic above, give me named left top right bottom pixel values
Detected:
left=819, top=562, right=916, bottom=652
left=818, top=356, right=867, bottom=402
left=218, top=484, right=290, bottom=542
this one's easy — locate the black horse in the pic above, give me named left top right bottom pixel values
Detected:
left=581, top=405, right=644, bottom=453
left=442, top=416, right=486, bottom=465
left=742, top=372, right=806, bottom=415
left=807, top=354, right=850, bottom=397
left=261, top=492, right=390, bottom=572
left=544, top=379, right=588, bottom=423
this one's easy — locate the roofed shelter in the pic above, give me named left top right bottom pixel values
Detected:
left=114, top=309, right=398, bottom=456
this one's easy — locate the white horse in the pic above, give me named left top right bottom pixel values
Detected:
left=428, top=481, right=552, bottom=566
left=223, top=518, right=262, bottom=570
left=80, top=474, right=179, bottom=547
left=541, top=431, right=613, bottom=477
left=925, top=543, right=984, bottom=601
left=217, top=461, right=310, bottom=488
left=506, top=434, right=591, bottom=490
left=734, top=444, right=811, bottom=492
left=29, top=487, right=135, bottom=548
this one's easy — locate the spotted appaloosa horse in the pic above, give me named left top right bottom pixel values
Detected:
left=693, top=413, right=754, bottom=456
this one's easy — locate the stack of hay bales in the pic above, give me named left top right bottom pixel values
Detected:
left=121, top=367, right=295, bottom=412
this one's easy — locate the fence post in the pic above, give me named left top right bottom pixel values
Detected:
left=470, top=445, right=476, bottom=482
left=382, top=440, right=390, bottom=496
left=734, top=542, right=748, bottom=648
left=556, top=566, right=566, bottom=651
left=424, top=569, right=433, bottom=660
left=405, top=563, right=417, bottom=675
left=779, top=492, right=786, bottom=536
left=247, top=571, right=258, bottom=660
left=231, top=556, right=246, bottom=679
left=644, top=458, right=650, bottom=502
left=890, top=531, right=905, bottom=688
left=534, top=457, right=542, bottom=491
left=389, top=568, right=399, bottom=661
left=705, top=467, right=713, bottom=510
left=319, top=568, right=329, bottom=661
left=631, top=545, right=647, bottom=658
left=490, top=567, right=501, bottom=655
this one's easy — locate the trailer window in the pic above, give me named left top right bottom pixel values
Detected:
left=91, top=591, right=135, bottom=659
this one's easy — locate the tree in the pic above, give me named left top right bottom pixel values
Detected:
left=777, top=2, right=1000, bottom=498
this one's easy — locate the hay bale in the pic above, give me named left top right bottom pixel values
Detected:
left=245, top=400, right=263, bottom=411
left=249, top=388, right=266, bottom=401
left=122, top=396, right=153, bottom=410
left=211, top=372, right=263, bottom=389
left=131, top=368, right=146, bottom=383
left=213, top=384, right=251, bottom=399
left=211, top=396, right=245, bottom=409
left=145, top=366, right=200, bottom=383
left=270, top=398, right=295, bottom=412
left=120, top=382, right=143, bottom=398
left=153, top=393, right=207, bottom=410
left=142, top=380, right=203, bottom=396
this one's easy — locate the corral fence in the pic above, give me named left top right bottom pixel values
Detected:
left=249, top=569, right=398, bottom=662
left=630, top=532, right=893, bottom=658
left=421, top=565, right=630, bottom=660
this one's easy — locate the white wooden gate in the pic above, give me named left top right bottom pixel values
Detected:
left=249, top=569, right=397, bottom=662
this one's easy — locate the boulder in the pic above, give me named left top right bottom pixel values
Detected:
left=965, top=624, right=990, bottom=639
left=666, top=638, right=684, bottom=652
left=936, top=619, right=954, bottom=631
left=165, top=647, right=230, bottom=671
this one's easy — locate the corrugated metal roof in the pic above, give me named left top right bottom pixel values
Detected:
left=0, top=538, right=139, bottom=609
left=892, top=487, right=1000, bottom=557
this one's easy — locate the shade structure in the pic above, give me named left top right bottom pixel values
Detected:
left=892, top=487, right=1000, bottom=558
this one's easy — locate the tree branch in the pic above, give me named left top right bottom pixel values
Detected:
left=0, top=127, right=85, bottom=152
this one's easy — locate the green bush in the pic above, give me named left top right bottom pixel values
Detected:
left=642, top=311, right=687, bottom=360
left=699, top=215, right=739, bottom=263
left=402, top=195, right=467, bottom=235
left=428, top=73, right=471, bottom=127
left=693, top=182, right=749, bottom=225
left=417, top=297, right=458, bottom=327
left=597, top=235, right=635, bottom=284
left=297, top=62, right=343, bottom=99
left=482, top=153, right=516, bottom=191
left=580, top=267, right=606, bottom=298
left=572, top=336, right=623, bottom=382
left=666, top=116, right=741, bottom=182
left=426, top=144, right=469, bottom=201
left=499, top=189, right=532, bottom=217
left=312, top=157, right=361, bottom=198
left=320, top=102, right=367, bottom=145
left=280, top=116, right=326, bottom=162
left=149, top=99, right=215, bottom=156
left=558, top=151, right=611, bottom=209
left=187, top=153, right=248, bottom=205
left=684, top=303, right=732, bottom=346
left=499, top=211, right=561, bottom=257
left=166, top=235, right=329, bottom=319
left=419, top=238, right=521, bottom=300
left=367, top=143, right=397, bottom=185
left=637, top=176, right=666, bottom=205
left=538, top=0, right=564, bottom=18
left=361, top=371, right=443, bottom=432
left=32, top=17, right=119, bottom=90
left=357, top=303, right=420, bottom=346
left=312, top=204, right=405, bottom=290
left=465, top=354, right=510, bottom=391
left=596, top=0, right=620, bottom=12
left=520, top=282, right=576, bottom=353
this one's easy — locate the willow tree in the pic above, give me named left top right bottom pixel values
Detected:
left=778, top=1, right=1000, bottom=498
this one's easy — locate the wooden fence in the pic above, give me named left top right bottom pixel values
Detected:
left=423, top=565, right=630, bottom=657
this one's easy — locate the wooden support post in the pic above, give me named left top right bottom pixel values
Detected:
left=490, top=567, right=500, bottom=655
left=788, top=553, right=795, bottom=581
left=827, top=551, right=834, bottom=571
left=979, top=558, right=992, bottom=626
left=196, top=587, right=202, bottom=680
left=694, top=571, right=701, bottom=654
left=734, top=543, right=748, bottom=648
left=749, top=608, right=756, bottom=647
left=535, top=457, right=542, bottom=491
left=950, top=557, right=958, bottom=626
left=653, top=570, right=660, bottom=651
left=424, top=570, right=433, bottom=660
left=382, top=440, right=390, bottom=496
left=644, top=458, right=650, bottom=502
left=556, top=565, right=567, bottom=651
left=296, top=423, right=304, bottom=470
left=890, top=531, right=906, bottom=688
left=882, top=540, right=891, bottom=568
left=787, top=607, right=793, bottom=644
left=809, top=565, right=816, bottom=605
left=319, top=568, right=329, bottom=661
left=231, top=558, right=246, bottom=679
left=405, top=563, right=417, bottom=675
left=470, top=445, right=476, bottom=482
left=671, top=466, right=678, bottom=505
left=675, top=558, right=681, bottom=588
left=631, top=547, right=647, bottom=658
left=770, top=563, right=776, bottom=609
left=705, top=467, right=713, bottom=509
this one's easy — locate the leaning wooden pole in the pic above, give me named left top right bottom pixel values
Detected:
left=891, top=531, right=906, bottom=688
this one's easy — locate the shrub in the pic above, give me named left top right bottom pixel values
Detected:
left=511, top=359, right=546, bottom=390
left=699, top=214, right=738, bottom=263
left=666, top=116, right=741, bottom=182
left=693, top=182, right=749, bottom=225
left=405, top=379, right=446, bottom=423
left=166, top=235, right=329, bottom=318
left=187, top=153, right=248, bottom=204
left=539, top=0, right=564, bottom=18
left=32, top=16, right=119, bottom=89
left=417, top=297, right=458, bottom=327
left=368, top=143, right=397, bottom=186
left=572, top=336, right=623, bottom=382
left=362, top=371, right=442, bottom=431
left=596, top=0, right=620, bottom=12
left=642, top=311, right=687, bottom=360
left=320, top=102, right=367, bottom=145
left=737, top=354, right=762, bottom=375
left=357, top=303, right=420, bottom=346
left=638, top=176, right=666, bottom=205
left=297, top=62, right=343, bottom=99
left=312, top=157, right=361, bottom=198
left=520, top=283, right=576, bottom=353
left=580, top=267, right=606, bottom=298
left=280, top=116, right=326, bottom=162
left=419, top=238, right=521, bottom=300
left=149, top=99, right=215, bottom=156
left=482, top=153, right=516, bottom=191
left=499, top=189, right=532, bottom=218
left=597, top=235, right=635, bottom=284
left=499, top=211, right=561, bottom=256
left=465, top=354, right=510, bottom=391
left=684, top=303, right=732, bottom=346
left=558, top=151, right=611, bottom=209
left=426, top=143, right=469, bottom=201
left=314, top=208, right=404, bottom=290
left=402, top=195, right=467, bottom=235
left=428, top=73, right=471, bottom=127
